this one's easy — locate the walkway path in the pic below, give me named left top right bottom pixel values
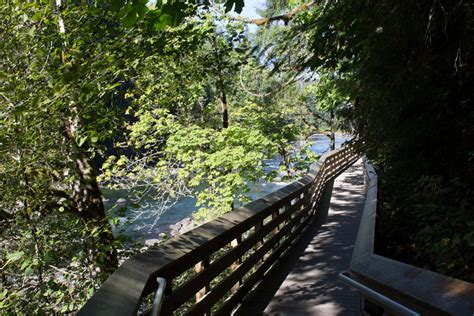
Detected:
left=236, top=159, right=367, bottom=315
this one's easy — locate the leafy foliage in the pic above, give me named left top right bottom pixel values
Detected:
left=1, top=214, right=130, bottom=314
left=101, top=9, right=317, bottom=222
left=167, top=124, right=274, bottom=219
left=271, top=0, right=474, bottom=281
left=0, top=1, right=333, bottom=313
left=0, top=1, right=135, bottom=313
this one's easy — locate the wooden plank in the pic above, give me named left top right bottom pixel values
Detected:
left=152, top=190, right=309, bottom=281
left=350, top=159, right=378, bottom=265
left=254, top=220, right=263, bottom=265
left=230, top=236, right=242, bottom=292
left=187, top=205, right=312, bottom=315
left=215, top=206, right=314, bottom=315
left=351, top=255, right=474, bottom=316
left=163, top=198, right=306, bottom=309
left=271, top=209, right=279, bottom=252
left=256, top=165, right=365, bottom=316
left=195, top=258, right=210, bottom=302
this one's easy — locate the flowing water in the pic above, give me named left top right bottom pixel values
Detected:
left=105, top=134, right=350, bottom=241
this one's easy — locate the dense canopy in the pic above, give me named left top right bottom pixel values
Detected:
left=1, top=0, right=472, bottom=313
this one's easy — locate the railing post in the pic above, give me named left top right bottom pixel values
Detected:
left=254, top=220, right=264, bottom=265
left=159, top=281, right=173, bottom=316
left=272, top=209, right=280, bottom=252
left=151, top=277, right=167, bottom=316
left=230, top=236, right=242, bottom=292
left=300, top=192, right=309, bottom=222
left=195, top=258, right=210, bottom=304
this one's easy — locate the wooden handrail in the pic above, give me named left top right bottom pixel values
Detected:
left=78, top=145, right=359, bottom=316
left=342, top=159, right=474, bottom=315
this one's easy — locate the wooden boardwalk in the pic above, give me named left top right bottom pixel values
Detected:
left=236, top=159, right=367, bottom=316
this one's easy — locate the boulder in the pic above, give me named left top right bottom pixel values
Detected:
left=144, top=238, right=160, bottom=247
left=116, top=198, right=127, bottom=205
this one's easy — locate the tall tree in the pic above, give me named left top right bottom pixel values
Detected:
left=0, top=1, right=138, bottom=312
left=269, top=0, right=474, bottom=281
left=303, top=72, right=352, bottom=150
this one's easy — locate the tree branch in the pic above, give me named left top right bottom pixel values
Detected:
left=231, top=1, right=317, bottom=26
left=239, top=66, right=300, bottom=97
left=306, top=105, right=331, bottom=124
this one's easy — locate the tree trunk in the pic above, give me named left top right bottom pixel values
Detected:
left=212, top=36, right=229, bottom=129
left=62, top=115, right=118, bottom=272
left=72, top=150, right=105, bottom=220
left=220, top=90, right=229, bottom=129
left=329, top=109, right=336, bottom=150
left=279, top=146, right=293, bottom=179
left=56, top=0, right=117, bottom=273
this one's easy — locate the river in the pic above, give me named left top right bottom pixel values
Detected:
left=105, top=133, right=350, bottom=242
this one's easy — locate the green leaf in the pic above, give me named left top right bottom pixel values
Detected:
left=122, top=12, right=138, bottom=28
left=7, top=251, right=24, bottom=261
left=224, top=0, right=245, bottom=13
left=155, top=13, right=173, bottom=30
left=111, top=0, right=125, bottom=12
left=20, top=258, right=32, bottom=270
left=77, top=135, right=88, bottom=147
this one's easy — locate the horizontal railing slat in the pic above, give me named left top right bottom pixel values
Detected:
left=163, top=197, right=307, bottom=309
left=215, top=204, right=314, bottom=316
left=188, top=203, right=312, bottom=315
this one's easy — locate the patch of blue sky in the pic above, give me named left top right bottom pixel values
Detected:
left=229, top=0, right=266, bottom=33
left=148, top=0, right=266, bottom=33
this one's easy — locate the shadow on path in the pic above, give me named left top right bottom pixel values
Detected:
left=236, top=160, right=367, bottom=316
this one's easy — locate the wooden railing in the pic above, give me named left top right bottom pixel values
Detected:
left=79, top=145, right=359, bottom=316
left=341, top=159, right=474, bottom=315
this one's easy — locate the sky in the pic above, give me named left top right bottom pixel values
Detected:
left=234, top=0, right=266, bottom=33
left=148, top=0, right=267, bottom=22
left=238, top=0, right=266, bottom=19
left=147, top=0, right=267, bottom=33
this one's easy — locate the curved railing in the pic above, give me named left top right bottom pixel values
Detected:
left=340, top=159, right=474, bottom=315
left=78, top=145, right=359, bottom=315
